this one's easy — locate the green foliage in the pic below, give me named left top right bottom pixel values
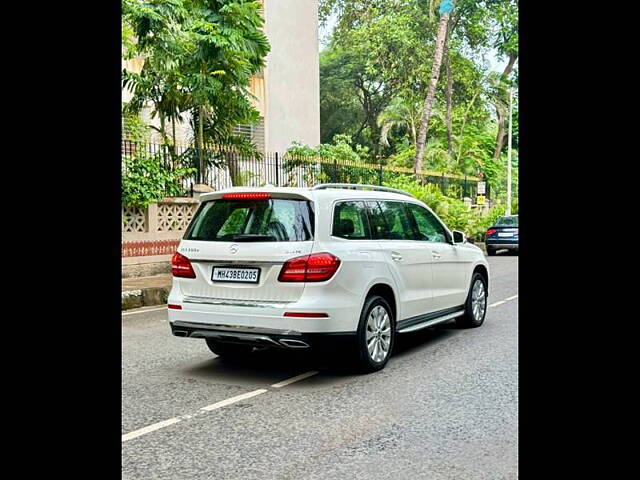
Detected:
left=284, top=135, right=373, bottom=186
left=319, top=0, right=518, bottom=197
left=122, top=111, right=150, bottom=142
left=122, top=151, right=196, bottom=208
left=122, top=0, right=270, bottom=182
left=319, top=1, right=435, bottom=154
left=285, top=135, right=369, bottom=164
left=387, top=146, right=416, bottom=169
left=383, top=175, right=506, bottom=242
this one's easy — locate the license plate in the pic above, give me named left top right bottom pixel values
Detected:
left=212, top=267, right=260, bottom=283
left=498, top=232, right=514, bottom=237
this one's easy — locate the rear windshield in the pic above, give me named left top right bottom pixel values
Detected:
left=184, top=198, right=314, bottom=242
left=495, top=215, right=518, bottom=227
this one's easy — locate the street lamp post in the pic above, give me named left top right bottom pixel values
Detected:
left=506, top=88, right=513, bottom=216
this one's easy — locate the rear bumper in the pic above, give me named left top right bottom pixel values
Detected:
left=170, top=320, right=356, bottom=350
left=167, top=280, right=363, bottom=333
left=486, top=240, right=518, bottom=249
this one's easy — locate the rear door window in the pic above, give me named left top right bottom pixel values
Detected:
left=333, top=201, right=371, bottom=239
left=366, top=201, right=418, bottom=240
left=185, top=198, right=314, bottom=242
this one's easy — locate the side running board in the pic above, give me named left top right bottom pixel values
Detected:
left=397, top=309, right=465, bottom=334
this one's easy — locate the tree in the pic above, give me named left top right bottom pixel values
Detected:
left=122, top=0, right=191, bottom=144
left=122, top=0, right=270, bottom=184
left=319, top=1, right=437, bottom=157
left=377, top=95, right=423, bottom=149
left=487, top=0, right=518, bottom=161
left=414, top=0, right=454, bottom=175
left=318, top=0, right=517, bottom=187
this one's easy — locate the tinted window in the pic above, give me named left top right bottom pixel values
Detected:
left=495, top=215, right=518, bottom=227
left=185, top=198, right=314, bottom=242
left=366, top=201, right=417, bottom=240
left=333, top=201, right=371, bottom=239
left=406, top=203, right=448, bottom=243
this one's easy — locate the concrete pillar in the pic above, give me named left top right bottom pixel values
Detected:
left=145, top=203, right=159, bottom=232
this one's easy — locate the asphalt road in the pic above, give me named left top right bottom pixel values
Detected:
left=122, top=255, right=518, bottom=479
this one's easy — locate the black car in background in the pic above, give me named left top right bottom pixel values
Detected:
left=485, top=215, right=518, bottom=256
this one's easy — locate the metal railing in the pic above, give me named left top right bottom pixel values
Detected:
left=121, top=139, right=485, bottom=200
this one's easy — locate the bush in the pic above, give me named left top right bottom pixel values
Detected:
left=383, top=175, right=506, bottom=242
left=122, top=152, right=196, bottom=208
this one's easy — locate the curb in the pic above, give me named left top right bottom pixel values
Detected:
left=122, top=286, right=170, bottom=311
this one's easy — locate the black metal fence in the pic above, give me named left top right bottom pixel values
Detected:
left=121, top=139, right=485, bottom=200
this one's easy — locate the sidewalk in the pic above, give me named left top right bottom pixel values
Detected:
left=122, top=274, right=172, bottom=310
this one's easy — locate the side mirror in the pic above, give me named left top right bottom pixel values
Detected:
left=452, top=230, right=466, bottom=244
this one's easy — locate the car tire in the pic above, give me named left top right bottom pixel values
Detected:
left=487, top=247, right=496, bottom=256
left=456, top=272, right=488, bottom=328
left=355, top=295, right=395, bottom=373
left=205, top=339, right=254, bottom=359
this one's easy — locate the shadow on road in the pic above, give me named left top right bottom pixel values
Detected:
left=392, top=322, right=460, bottom=358
left=179, top=348, right=321, bottom=385
left=177, top=322, right=465, bottom=385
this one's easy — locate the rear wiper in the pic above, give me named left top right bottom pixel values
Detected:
left=229, top=234, right=277, bottom=242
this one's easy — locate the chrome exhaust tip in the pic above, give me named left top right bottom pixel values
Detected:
left=279, top=339, right=310, bottom=349
left=173, top=330, right=189, bottom=337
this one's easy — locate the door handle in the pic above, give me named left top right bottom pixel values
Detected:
left=432, top=251, right=441, bottom=260
left=391, top=252, right=403, bottom=262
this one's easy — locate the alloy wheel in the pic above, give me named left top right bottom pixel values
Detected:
left=471, top=279, right=487, bottom=321
left=366, top=305, right=391, bottom=363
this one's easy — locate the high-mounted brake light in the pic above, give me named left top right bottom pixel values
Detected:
left=222, top=192, right=271, bottom=200
left=486, top=229, right=497, bottom=236
left=171, top=252, right=196, bottom=278
left=278, top=252, right=341, bottom=282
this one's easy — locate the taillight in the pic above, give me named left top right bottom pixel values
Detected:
left=486, top=229, right=497, bottom=236
left=171, top=252, right=196, bottom=278
left=278, top=253, right=341, bottom=282
left=222, top=192, right=271, bottom=200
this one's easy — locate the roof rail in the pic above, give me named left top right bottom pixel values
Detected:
left=311, top=183, right=414, bottom=198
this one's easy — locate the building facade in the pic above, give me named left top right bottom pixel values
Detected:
left=122, top=0, right=320, bottom=154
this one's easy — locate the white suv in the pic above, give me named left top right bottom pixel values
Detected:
left=168, top=184, right=489, bottom=372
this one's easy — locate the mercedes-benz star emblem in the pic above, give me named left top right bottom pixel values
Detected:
left=229, top=244, right=239, bottom=254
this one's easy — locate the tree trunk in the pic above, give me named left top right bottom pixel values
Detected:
left=492, top=53, right=518, bottom=161
left=414, top=11, right=451, bottom=175
left=492, top=106, right=507, bottom=160
left=410, top=119, right=417, bottom=148
left=227, top=151, right=243, bottom=186
left=172, top=118, right=177, bottom=146
left=197, top=106, right=205, bottom=184
left=444, top=19, right=454, bottom=159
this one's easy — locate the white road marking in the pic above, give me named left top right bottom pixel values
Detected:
left=489, top=294, right=518, bottom=308
left=122, top=305, right=167, bottom=316
left=271, top=371, right=319, bottom=388
left=123, top=292, right=519, bottom=442
left=200, top=389, right=268, bottom=411
left=121, top=372, right=321, bottom=442
left=122, top=417, right=181, bottom=442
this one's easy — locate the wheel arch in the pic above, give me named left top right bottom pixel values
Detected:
left=364, top=282, right=398, bottom=323
left=472, top=263, right=489, bottom=292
